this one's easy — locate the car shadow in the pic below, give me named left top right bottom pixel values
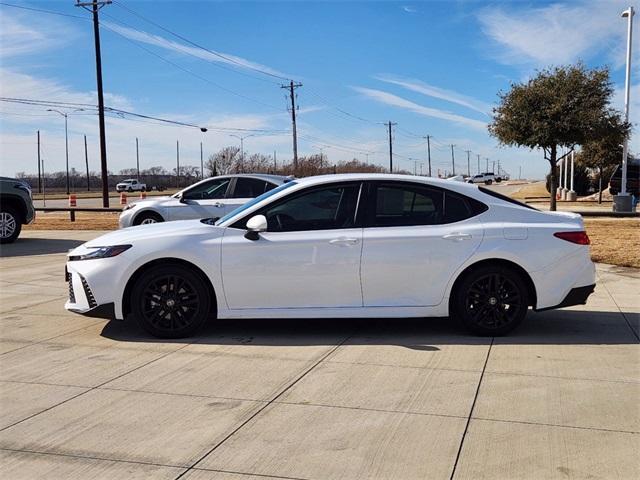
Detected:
left=100, top=308, right=640, bottom=347
left=0, top=238, right=85, bottom=257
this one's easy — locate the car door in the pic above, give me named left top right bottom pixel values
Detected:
left=221, top=182, right=364, bottom=309
left=167, top=177, right=233, bottom=221
left=361, top=181, right=484, bottom=307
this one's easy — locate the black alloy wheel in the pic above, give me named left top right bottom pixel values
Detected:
left=131, top=264, right=211, bottom=338
left=453, top=266, right=528, bottom=336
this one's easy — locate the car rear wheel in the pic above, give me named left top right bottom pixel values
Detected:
left=0, top=206, right=21, bottom=244
left=133, top=212, right=163, bottom=225
left=452, top=265, right=528, bottom=336
left=484, top=179, right=493, bottom=185
left=131, top=264, right=211, bottom=338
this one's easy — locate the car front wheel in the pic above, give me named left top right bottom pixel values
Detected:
left=133, top=212, right=164, bottom=225
left=131, top=264, right=212, bottom=338
left=0, top=206, right=21, bottom=244
left=452, top=265, right=529, bottom=336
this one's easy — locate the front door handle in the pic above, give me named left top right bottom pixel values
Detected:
left=442, top=232, right=472, bottom=241
left=213, top=202, right=224, bottom=208
left=329, top=237, right=359, bottom=246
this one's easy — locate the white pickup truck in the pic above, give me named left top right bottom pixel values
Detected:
left=467, top=172, right=502, bottom=185
left=116, top=179, right=147, bottom=193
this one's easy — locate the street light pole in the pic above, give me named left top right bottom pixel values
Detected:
left=617, top=6, right=635, bottom=211
left=47, top=109, right=70, bottom=194
left=230, top=134, right=255, bottom=173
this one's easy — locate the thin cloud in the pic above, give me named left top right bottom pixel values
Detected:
left=103, top=21, right=292, bottom=80
left=0, top=11, right=74, bottom=59
left=375, top=75, right=492, bottom=115
left=477, top=0, right=634, bottom=68
left=402, top=6, right=418, bottom=14
left=353, top=87, right=487, bottom=131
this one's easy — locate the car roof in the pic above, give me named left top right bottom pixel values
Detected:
left=227, top=173, right=290, bottom=184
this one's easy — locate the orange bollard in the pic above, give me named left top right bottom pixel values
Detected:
left=68, top=193, right=77, bottom=207
left=120, top=192, right=127, bottom=205
left=139, top=191, right=146, bottom=199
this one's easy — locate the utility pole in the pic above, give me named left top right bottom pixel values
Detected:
left=424, top=135, right=432, bottom=176
left=477, top=154, right=480, bottom=175
left=518, top=165, right=522, bottom=180
left=387, top=121, right=396, bottom=172
left=273, top=150, right=277, bottom=172
left=135, top=137, right=140, bottom=179
left=281, top=80, right=302, bottom=170
left=176, top=140, right=180, bottom=188
left=618, top=6, right=635, bottom=209
left=413, top=160, right=418, bottom=175
left=36, top=130, right=41, bottom=193
left=465, top=150, right=471, bottom=177
left=485, top=158, right=489, bottom=172
left=497, top=159, right=501, bottom=176
left=450, top=144, right=456, bottom=176
left=492, top=160, right=496, bottom=173
left=84, top=135, right=90, bottom=191
left=76, top=0, right=111, bottom=207
left=200, top=142, right=204, bottom=178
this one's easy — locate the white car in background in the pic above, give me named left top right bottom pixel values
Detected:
left=116, top=179, right=147, bottom=192
left=468, top=173, right=501, bottom=185
left=67, top=173, right=595, bottom=339
left=118, top=174, right=288, bottom=227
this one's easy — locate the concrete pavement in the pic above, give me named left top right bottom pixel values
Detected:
left=1, top=230, right=638, bottom=479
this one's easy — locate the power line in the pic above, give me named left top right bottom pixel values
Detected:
left=111, top=0, right=294, bottom=82
left=0, top=2, right=89, bottom=20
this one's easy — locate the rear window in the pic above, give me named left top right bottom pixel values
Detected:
left=478, top=187, right=538, bottom=211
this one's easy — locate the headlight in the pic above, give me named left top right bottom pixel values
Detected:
left=68, top=245, right=132, bottom=261
left=122, top=203, right=137, bottom=211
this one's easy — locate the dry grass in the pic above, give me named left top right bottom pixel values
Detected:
left=24, top=209, right=640, bottom=268
left=584, top=218, right=640, bottom=268
left=510, top=181, right=549, bottom=199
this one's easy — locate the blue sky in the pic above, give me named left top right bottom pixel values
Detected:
left=1, top=0, right=638, bottom=179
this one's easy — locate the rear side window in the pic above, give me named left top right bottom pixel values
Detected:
left=370, top=183, right=486, bottom=227
left=232, top=178, right=271, bottom=198
left=478, top=187, right=538, bottom=211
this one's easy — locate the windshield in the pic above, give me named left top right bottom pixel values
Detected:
left=215, top=181, right=297, bottom=225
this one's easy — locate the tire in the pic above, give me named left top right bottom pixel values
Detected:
left=131, top=264, right=212, bottom=338
left=133, top=211, right=164, bottom=226
left=127, top=187, right=133, bottom=193
left=485, top=180, right=493, bottom=185
left=0, top=206, right=21, bottom=244
left=451, top=265, right=529, bottom=336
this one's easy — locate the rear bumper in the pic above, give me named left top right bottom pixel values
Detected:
left=535, top=283, right=595, bottom=312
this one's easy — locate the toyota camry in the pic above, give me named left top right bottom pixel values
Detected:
left=65, top=174, right=595, bottom=338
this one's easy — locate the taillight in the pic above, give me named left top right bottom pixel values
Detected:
left=553, top=231, right=590, bottom=245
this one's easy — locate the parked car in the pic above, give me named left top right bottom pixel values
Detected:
left=118, top=174, right=288, bottom=228
left=467, top=172, right=500, bottom=185
left=609, top=162, right=639, bottom=196
left=116, top=179, right=147, bottom=193
left=66, top=173, right=595, bottom=338
left=0, top=176, right=35, bottom=244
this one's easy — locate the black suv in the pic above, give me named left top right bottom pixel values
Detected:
left=609, top=162, right=639, bottom=196
left=0, top=177, right=35, bottom=243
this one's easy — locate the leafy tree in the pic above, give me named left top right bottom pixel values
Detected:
left=489, top=64, right=628, bottom=210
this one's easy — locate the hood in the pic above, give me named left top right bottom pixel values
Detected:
left=70, top=219, right=223, bottom=255
left=125, top=196, right=172, bottom=208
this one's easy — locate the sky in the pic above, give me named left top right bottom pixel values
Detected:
left=1, top=0, right=639, bottom=180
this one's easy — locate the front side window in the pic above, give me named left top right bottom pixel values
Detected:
left=183, top=178, right=231, bottom=200
left=235, top=183, right=361, bottom=232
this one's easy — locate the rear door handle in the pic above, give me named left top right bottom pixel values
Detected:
left=329, top=237, right=359, bottom=246
left=442, top=232, right=472, bottom=241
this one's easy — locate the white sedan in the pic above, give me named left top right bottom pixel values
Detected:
left=65, top=174, right=596, bottom=338
left=118, top=174, right=288, bottom=227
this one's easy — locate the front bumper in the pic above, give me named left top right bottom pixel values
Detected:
left=65, top=259, right=125, bottom=320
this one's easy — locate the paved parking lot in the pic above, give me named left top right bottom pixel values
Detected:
left=1, top=230, right=639, bottom=479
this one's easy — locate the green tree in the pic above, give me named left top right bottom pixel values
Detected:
left=576, top=124, right=627, bottom=203
left=489, top=64, right=628, bottom=210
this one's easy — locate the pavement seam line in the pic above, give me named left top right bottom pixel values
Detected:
left=597, top=269, right=640, bottom=342
left=0, top=322, right=105, bottom=357
left=0, top=343, right=192, bottom=433
left=448, top=337, right=494, bottom=480
left=191, top=467, right=310, bottom=480
left=0, top=447, right=186, bottom=470
left=470, top=416, right=639, bottom=435
left=173, top=333, right=356, bottom=480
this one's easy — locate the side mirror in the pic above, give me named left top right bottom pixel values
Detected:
left=244, top=214, right=267, bottom=241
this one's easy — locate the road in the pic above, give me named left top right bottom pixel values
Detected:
left=0, top=230, right=638, bottom=480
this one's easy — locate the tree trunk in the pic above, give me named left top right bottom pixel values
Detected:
left=598, top=167, right=603, bottom=204
left=549, top=145, right=557, bottom=211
